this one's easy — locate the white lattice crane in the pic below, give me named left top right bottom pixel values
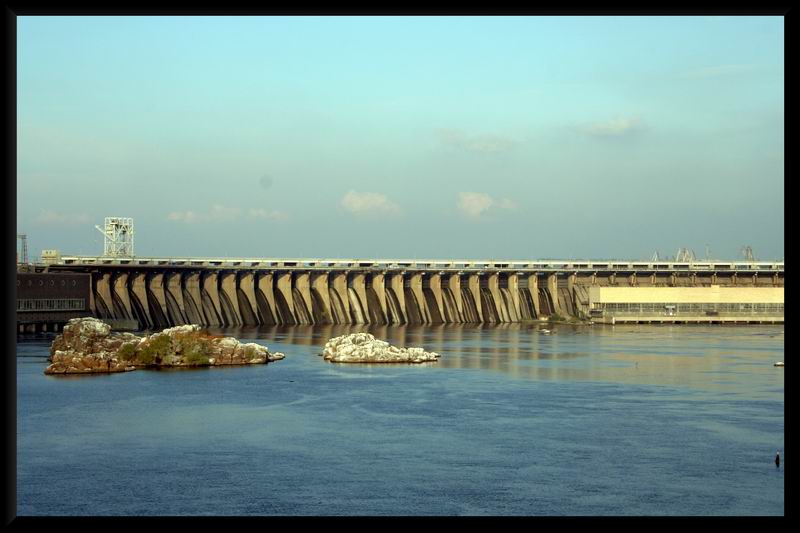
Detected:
left=95, top=217, right=135, bottom=257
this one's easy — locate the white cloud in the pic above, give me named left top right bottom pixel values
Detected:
left=249, top=208, right=288, bottom=221
left=497, top=198, right=518, bottom=210
left=208, top=204, right=241, bottom=221
left=36, top=210, right=90, bottom=225
left=167, top=210, right=201, bottom=223
left=340, top=190, right=401, bottom=215
left=169, top=205, right=290, bottom=223
left=457, top=192, right=517, bottom=218
left=580, top=116, right=644, bottom=138
left=437, top=129, right=518, bottom=153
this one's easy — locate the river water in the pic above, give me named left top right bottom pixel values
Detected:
left=16, top=323, right=784, bottom=516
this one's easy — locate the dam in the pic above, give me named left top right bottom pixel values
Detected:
left=29, top=255, right=784, bottom=330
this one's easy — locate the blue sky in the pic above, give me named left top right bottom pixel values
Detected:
left=17, top=16, right=784, bottom=261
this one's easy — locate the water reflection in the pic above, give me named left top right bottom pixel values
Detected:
left=204, top=323, right=784, bottom=394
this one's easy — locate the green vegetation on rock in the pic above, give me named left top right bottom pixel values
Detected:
left=185, top=348, right=210, bottom=366
left=137, top=334, right=171, bottom=365
left=176, top=336, right=211, bottom=366
left=118, top=342, right=138, bottom=362
left=546, top=311, right=592, bottom=325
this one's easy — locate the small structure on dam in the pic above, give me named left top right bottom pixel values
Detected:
left=34, top=255, right=784, bottom=329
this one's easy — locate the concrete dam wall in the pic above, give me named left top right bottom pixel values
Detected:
left=62, top=265, right=784, bottom=330
left=88, top=270, right=550, bottom=329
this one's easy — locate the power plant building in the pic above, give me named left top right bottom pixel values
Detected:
left=588, top=285, right=784, bottom=323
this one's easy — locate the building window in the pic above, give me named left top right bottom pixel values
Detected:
left=597, top=301, right=782, bottom=316
left=16, top=298, right=86, bottom=312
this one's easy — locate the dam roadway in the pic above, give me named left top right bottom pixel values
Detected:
left=44, top=256, right=785, bottom=329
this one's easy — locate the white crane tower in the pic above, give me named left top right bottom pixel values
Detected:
left=95, top=217, right=135, bottom=257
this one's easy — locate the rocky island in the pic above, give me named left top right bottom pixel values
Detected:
left=45, top=317, right=285, bottom=375
left=321, top=333, right=440, bottom=363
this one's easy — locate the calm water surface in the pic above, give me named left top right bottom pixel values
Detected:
left=17, top=324, right=784, bottom=516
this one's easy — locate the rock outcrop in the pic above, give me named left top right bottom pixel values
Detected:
left=45, top=318, right=285, bottom=375
left=321, top=333, right=439, bottom=363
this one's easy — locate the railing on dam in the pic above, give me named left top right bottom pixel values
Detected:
left=55, top=255, right=785, bottom=273
left=41, top=256, right=784, bottom=330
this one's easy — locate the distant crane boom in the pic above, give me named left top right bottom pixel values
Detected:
left=741, top=245, right=756, bottom=262
left=675, top=247, right=696, bottom=263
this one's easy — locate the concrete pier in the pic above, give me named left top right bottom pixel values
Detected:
left=201, top=272, right=224, bottom=326
left=130, top=273, right=153, bottom=328
left=310, top=272, right=333, bottom=324
left=111, top=272, right=133, bottom=320
left=349, top=273, right=369, bottom=324
left=329, top=272, right=351, bottom=324
left=147, top=273, right=169, bottom=321
left=237, top=272, right=260, bottom=326
left=218, top=272, right=243, bottom=326
left=507, top=274, right=521, bottom=322
left=467, top=274, right=483, bottom=322
left=492, top=273, right=512, bottom=323
left=426, top=273, right=446, bottom=324
left=95, top=272, right=114, bottom=318
left=255, top=273, right=278, bottom=325
left=182, top=272, right=204, bottom=325
left=369, top=273, right=388, bottom=323
left=274, top=272, right=297, bottom=324
left=407, top=272, right=431, bottom=324
left=444, top=273, right=463, bottom=323
left=294, top=272, right=315, bottom=325
left=165, top=272, right=187, bottom=325
left=387, top=273, right=407, bottom=324
left=546, top=274, right=561, bottom=316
